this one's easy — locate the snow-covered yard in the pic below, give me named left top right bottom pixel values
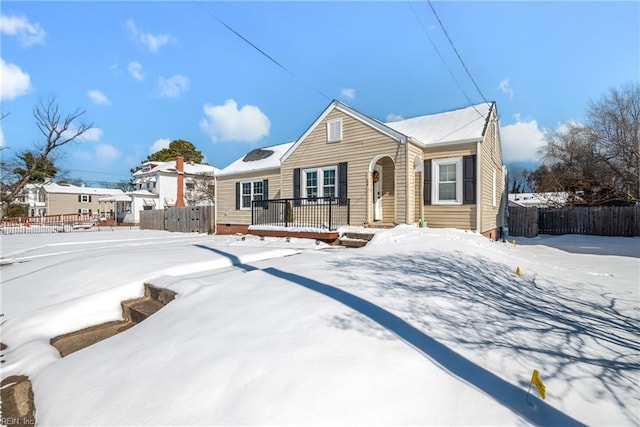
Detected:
left=1, top=226, right=638, bottom=426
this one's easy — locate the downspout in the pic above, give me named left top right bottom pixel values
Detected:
left=476, top=140, right=482, bottom=233
left=405, top=139, right=410, bottom=224
left=213, top=175, right=218, bottom=234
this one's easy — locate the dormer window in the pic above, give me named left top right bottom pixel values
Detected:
left=327, top=119, right=342, bottom=143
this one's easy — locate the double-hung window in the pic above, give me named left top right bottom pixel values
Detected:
left=240, top=181, right=264, bottom=210
left=433, top=157, right=463, bottom=204
left=303, top=166, right=337, bottom=200
left=80, top=194, right=90, bottom=203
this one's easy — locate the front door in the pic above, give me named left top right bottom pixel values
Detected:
left=373, top=165, right=383, bottom=221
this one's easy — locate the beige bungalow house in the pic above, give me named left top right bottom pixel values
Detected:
left=216, top=100, right=507, bottom=240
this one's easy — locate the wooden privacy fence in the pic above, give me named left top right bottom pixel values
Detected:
left=508, top=206, right=640, bottom=237
left=140, top=205, right=215, bottom=233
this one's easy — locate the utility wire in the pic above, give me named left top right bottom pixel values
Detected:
left=426, top=0, right=491, bottom=107
left=192, top=2, right=331, bottom=102
left=407, top=2, right=486, bottom=120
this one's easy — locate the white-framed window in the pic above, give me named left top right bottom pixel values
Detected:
left=303, top=166, right=337, bottom=200
left=327, top=119, right=342, bottom=143
left=492, top=168, right=497, bottom=207
left=432, top=157, right=463, bottom=205
left=240, top=180, right=264, bottom=210
left=80, top=194, right=90, bottom=203
left=79, top=208, right=91, bottom=214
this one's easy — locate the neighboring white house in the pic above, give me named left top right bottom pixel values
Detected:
left=14, top=183, right=47, bottom=217
left=121, top=160, right=219, bottom=223
left=508, top=192, right=570, bottom=208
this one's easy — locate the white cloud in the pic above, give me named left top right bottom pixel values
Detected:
left=0, top=58, right=31, bottom=101
left=126, top=19, right=173, bottom=53
left=149, top=138, right=171, bottom=154
left=500, top=115, right=546, bottom=163
left=88, top=89, right=110, bottom=105
left=340, top=88, right=355, bottom=100
left=200, top=99, right=270, bottom=143
left=498, top=78, right=515, bottom=98
left=95, top=143, right=120, bottom=161
left=128, top=61, right=145, bottom=81
left=157, top=75, right=189, bottom=98
left=386, top=113, right=404, bottom=122
left=0, top=14, right=46, bottom=47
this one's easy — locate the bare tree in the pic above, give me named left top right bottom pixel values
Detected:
left=185, top=174, right=215, bottom=206
left=0, top=96, right=93, bottom=218
left=587, top=83, right=640, bottom=202
left=530, top=83, right=640, bottom=206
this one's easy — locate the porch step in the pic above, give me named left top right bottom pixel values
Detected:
left=49, top=321, right=134, bottom=357
left=339, top=231, right=376, bottom=248
left=49, top=283, right=177, bottom=358
left=1, top=375, right=35, bottom=424
left=122, top=297, right=164, bottom=323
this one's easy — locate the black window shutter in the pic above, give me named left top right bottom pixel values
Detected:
left=78, top=195, right=81, bottom=203
left=463, top=155, right=476, bottom=204
left=262, top=179, right=269, bottom=209
left=423, top=160, right=432, bottom=205
left=235, top=182, right=241, bottom=210
left=293, top=168, right=301, bottom=206
left=338, top=162, right=348, bottom=205
left=89, top=195, right=92, bottom=203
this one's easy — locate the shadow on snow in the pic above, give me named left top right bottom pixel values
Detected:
left=330, top=252, right=639, bottom=425
left=263, top=267, right=585, bottom=427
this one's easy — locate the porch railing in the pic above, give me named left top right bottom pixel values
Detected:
left=251, top=197, right=350, bottom=231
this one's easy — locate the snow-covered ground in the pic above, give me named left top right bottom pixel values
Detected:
left=1, top=227, right=638, bottom=426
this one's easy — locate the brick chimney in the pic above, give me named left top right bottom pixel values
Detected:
left=175, top=156, right=185, bottom=207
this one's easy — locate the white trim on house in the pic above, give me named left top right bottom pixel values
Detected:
left=432, top=157, right=463, bottom=205
left=280, top=100, right=408, bottom=164
left=240, top=180, right=265, bottom=210
left=301, top=165, right=338, bottom=199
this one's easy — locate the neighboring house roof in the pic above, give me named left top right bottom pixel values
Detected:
left=42, top=183, right=125, bottom=196
left=508, top=192, right=569, bottom=207
left=99, top=194, right=132, bottom=202
left=127, top=190, right=159, bottom=197
left=133, top=160, right=219, bottom=177
left=384, top=102, right=493, bottom=146
left=216, top=142, right=295, bottom=177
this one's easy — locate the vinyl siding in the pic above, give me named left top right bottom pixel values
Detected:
left=479, top=110, right=506, bottom=232
left=422, top=142, right=477, bottom=230
left=216, top=169, right=281, bottom=225
left=46, top=193, right=116, bottom=216
left=281, top=109, right=408, bottom=225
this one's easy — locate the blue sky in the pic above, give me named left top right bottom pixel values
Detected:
left=1, top=1, right=638, bottom=185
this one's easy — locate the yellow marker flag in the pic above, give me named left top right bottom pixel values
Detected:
left=531, top=369, right=546, bottom=400
left=512, top=239, right=517, bottom=248
left=515, top=266, right=521, bottom=276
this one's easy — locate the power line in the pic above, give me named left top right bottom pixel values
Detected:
left=426, top=0, right=490, bottom=107
left=407, top=2, right=486, bottom=120
left=192, top=2, right=332, bottom=102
